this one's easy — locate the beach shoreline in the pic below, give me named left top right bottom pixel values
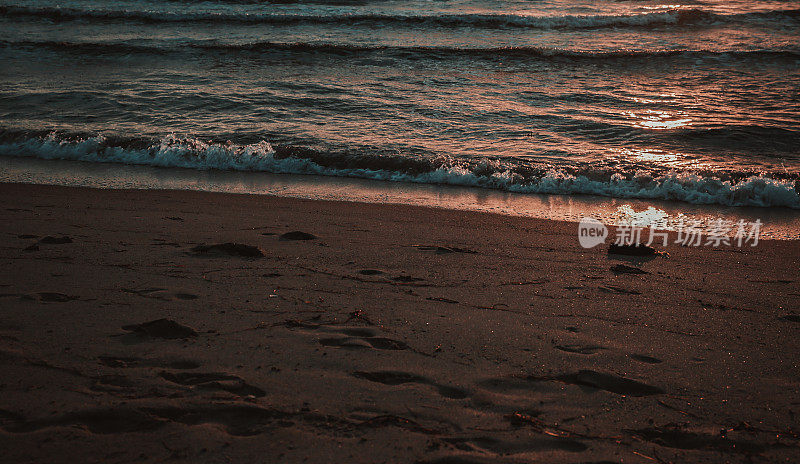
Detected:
left=0, top=181, right=798, bottom=463
left=2, top=156, right=799, bottom=240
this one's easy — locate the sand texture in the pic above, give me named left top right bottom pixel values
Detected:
left=0, top=182, right=798, bottom=463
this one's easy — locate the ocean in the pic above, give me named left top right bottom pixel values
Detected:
left=1, top=0, right=799, bottom=233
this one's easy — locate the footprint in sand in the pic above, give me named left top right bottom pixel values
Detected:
left=479, top=370, right=663, bottom=397
left=21, top=292, right=78, bottom=303
left=611, top=264, right=649, bottom=275
left=284, top=322, right=413, bottom=352
left=279, top=231, right=317, bottom=241
left=143, top=404, right=285, bottom=436
left=608, top=243, right=661, bottom=257
left=358, top=269, right=384, bottom=276
left=0, top=405, right=284, bottom=436
left=598, top=285, right=642, bottom=295
left=159, top=371, right=266, bottom=398
left=0, top=402, right=451, bottom=440
left=630, top=354, right=663, bottom=364
left=555, top=370, right=663, bottom=396
left=427, top=296, right=459, bottom=304
left=319, top=335, right=411, bottom=351
left=190, top=243, right=264, bottom=257
left=392, top=275, right=426, bottom=283
left=414, top=245, right=477, bottom=255
left=0, top=407, right=164, bottom=435
left=121, top=288, right=198, bottom=301
left=150, top=239, right=181, bottom=248
left=632, top=426, right=766, bottom=454
left=98, top=356, right=200, bottom=370
left=90, top=374, right=141, bottom=394
left=353, top=414, right=440, bottom=435
left=440, top=435, right=587, bottom=455
left=38, top=235, right=73, bottom=244
left=416, top=456, right=518, bottom=464
left=554, top=344, right=605, bottom=355
left=352, top=371, right=469, bottom=399
left=120, top=319, right=198, bottom=340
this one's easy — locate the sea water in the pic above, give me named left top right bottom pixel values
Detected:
left=1, top=0, right=798, bottom=234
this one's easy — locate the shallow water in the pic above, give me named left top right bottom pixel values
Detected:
left=4, top=156, right=800, bottom=239
left=0, top=0, right=799, bottom=209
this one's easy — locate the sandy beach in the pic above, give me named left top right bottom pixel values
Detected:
left=0, top=181, right=798, bottom=463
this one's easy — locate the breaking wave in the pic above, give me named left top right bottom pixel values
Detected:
left=0, top=132, right=797, bottom=209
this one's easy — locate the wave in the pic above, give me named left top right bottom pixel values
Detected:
left=5, top=39, right=798, bottom=63
left=0, top=131, right=797, bottom=209
left=2, top=5, right=798, bottom=30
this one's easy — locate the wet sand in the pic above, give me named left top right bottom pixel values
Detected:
left=0, top=182, right=798, bottom=463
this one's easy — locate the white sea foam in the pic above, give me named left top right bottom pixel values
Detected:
left=1, top=134, right=797, bottom=209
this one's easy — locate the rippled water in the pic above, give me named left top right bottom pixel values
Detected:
left=0, top=0, right=798, bottom=208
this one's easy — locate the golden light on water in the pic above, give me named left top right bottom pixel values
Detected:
left=619, top=148, right=700, bottom=169
left=626, top=109, right=692, bottom=130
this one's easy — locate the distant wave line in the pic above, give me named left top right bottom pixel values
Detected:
left=1, top=6, right=798, bottom=30
left=3, top=39, right=799, bottom=62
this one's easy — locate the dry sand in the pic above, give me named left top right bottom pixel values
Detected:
left=0, top=182, right=798, bottom=463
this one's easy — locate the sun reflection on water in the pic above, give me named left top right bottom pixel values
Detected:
left=618, top=148, right=701, bottom=169
left=642, top=4, right=687, bottom=10
left=628, top=149, right=679, bottom=163
left=626, top=110, right=692, bottom=130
